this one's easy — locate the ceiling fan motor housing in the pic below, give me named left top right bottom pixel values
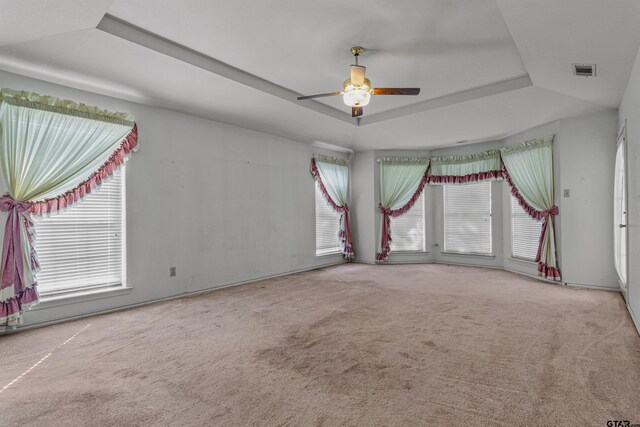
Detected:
left=350, top=65, right=367, bottom=85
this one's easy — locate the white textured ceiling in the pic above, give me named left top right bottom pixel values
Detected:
left=497, top=0, right=640, bottom=108
left=0, top=0, right=113, bottom=46
left=107, top=0, right=527, bottom=116
left=0, top=0, right=638, bottom=151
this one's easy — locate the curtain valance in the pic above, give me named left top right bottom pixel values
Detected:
left=376, top=161, right=429, bottom=262
left=378, top=156, right=430, bottom=165
left=428, top=149, right=502, bottom=184
left=311, top=156, right=354, bottom=259
left=501, top=136, right=560, bottom=280
left=0, top=88, right=138, bottom=325
left=314, top=154, right=349, bottom=167
left=0, top=89, right=135, bottom=126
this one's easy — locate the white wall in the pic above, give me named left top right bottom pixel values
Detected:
left=620, top=45, right=640, bottom=333
left=351, top=150, right=376, bottom=263
left=0, top=70, right=346, bottom=329
left=354, top=111, right=619, bottom=292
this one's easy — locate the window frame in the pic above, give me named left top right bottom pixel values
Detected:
left=442, top=181, right=493, bottom=256
left=314, top=181, right=342, bottom=256
left=389, top=190, right=427, bottom=253
left=510, top=193, right=541, bottom=263
left=34, top=167, right=127, bottom=298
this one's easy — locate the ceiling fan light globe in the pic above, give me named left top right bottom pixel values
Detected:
left=343, top=78, right=372, bottom=107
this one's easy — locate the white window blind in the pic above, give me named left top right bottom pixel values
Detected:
left=443, top=182, right=492, bottom=255
left=315, top=182, right=341, bottom=255
left=511, top=195, right=542, bottom=261
left=34, top=169, right=125, bottom=295
left=390, top=191, right=425, bottom=252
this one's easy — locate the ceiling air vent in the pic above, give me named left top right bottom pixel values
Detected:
left=573, top=63, right=596, bottom=77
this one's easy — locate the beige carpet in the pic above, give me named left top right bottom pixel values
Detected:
left=1, top=264, right=639, bottom=426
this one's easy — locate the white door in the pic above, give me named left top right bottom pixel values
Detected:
left=614, top=127, right=628, bottom=298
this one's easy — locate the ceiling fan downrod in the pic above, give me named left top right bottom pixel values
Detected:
left=350, top=46, right=364, bottom=65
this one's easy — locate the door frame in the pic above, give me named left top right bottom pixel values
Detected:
left=617, top=120, right=629, bottom=302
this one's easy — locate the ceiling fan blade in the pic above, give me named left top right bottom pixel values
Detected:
left=297, top=92, right=342, bottom=100
left=350, top=65, right=366, bottom=86
left=372, top=88, right=420, bottom=96
left=352, top=106, right=363, bottom=117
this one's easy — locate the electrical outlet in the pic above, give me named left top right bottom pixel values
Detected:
left=433, top=243, right=439, bottom=247
left=563, top=189, right=570, bottom=198
left=170, top=266, right=176, bottom=277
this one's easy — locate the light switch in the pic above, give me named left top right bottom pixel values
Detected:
left=563, top=189, right=570, bottom=198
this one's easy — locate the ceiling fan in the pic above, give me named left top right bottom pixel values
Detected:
left=297, top=46, right=420, bottom=118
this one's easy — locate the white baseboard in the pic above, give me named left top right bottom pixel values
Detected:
left=381, top=259, right=434, bottom=265
left=502, top=266, right=620, bottom=291
left=2, top=260, right=346, bottom=335
left=564, top=282, right=620, bottom=292
left=358, top=259, right=620, bottom=291
left=436, top=260, right=503, bottom=271
left=627, top=304, right=640, bottom=337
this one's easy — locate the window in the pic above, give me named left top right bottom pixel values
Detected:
left=511, top=195, right=542, bottom=261
left=315, top=182, right=341, bottom=255
left=390, top=191, right=425, bottom=252
left=34, top=168, right=125, bottom=295
left=443, top=182, right=492, bottom=255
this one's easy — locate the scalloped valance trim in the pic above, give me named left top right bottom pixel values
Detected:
left=428, top=170, right=503, bottom=184
left=30, top=124, right=138, bottom=216
left=314, top=154, right=349, bottom=166
left=501, top=135, right=554, bottom=155
left=0, top=88, right=135, bottom=126
left=430, top=149, right=501, bottom=165
left=378, top=157, right=430, bottom=165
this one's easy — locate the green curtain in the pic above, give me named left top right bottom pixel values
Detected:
left=377, top=158, right=429, bottom=261
left=0, top=89, right=137, bottom=326
left=311, top=155, right=353, bottom=259
left=501, top=136, right=560, bottom=280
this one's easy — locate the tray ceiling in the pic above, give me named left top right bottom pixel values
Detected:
left=0, top=0, right=638, bottom=151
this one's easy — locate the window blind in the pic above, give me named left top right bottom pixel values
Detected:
left=34, top=169, right=125, bottom=294
left=315, top=182, right=341, bottom=255
left=390, top=191, right=425, bottom=252
left=443, top=182, right=492, bottom=255
left=511, top=195, right=542, bottom=261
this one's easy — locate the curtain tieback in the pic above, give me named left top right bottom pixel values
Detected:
left=379, top=204, right=392, bottom=215
left=0, top=194, right=32, bottom=214
left=0, top=194, right=32, bottom=290
left=541, top=205, right=559, bottom=217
